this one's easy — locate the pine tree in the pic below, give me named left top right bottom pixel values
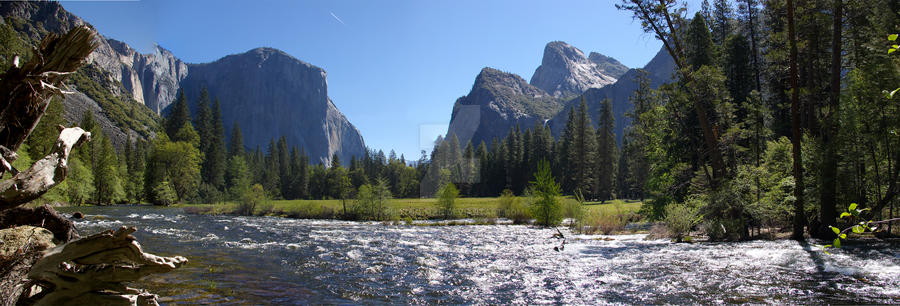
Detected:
left=229, top=121, right=244, bottom=158
left=194, top=87, right=213, bottom=156
left=724, top=34, right=753, bottom=106
left=297, top=147, right=310, bottom=199
left=207, top=98, right=227, bottom=189
left=277, top=136, right=291, bottom=198
left=560, top=107, right=577, bottom=193
left=226, top=155, right=251, bottom=200
left=263, top=139, right=281, bottom=198
left=687, top=12, right=717, bottom=69
left=94, top=133, right=122, bottom=205
left=165, top=90, right=191, bottom=139
left=568, top=98, right=597, bottom=197
left=596, top=98, right=618, bottom=202
left=711, top=0, right=733, bottom=45
left=474, top=141, right=488, bottom=196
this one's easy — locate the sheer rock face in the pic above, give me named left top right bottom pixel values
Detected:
left=1, top=2, right=365, bottom=164
left=95, top=40, right=189, bottom=115
left=0, top=2, right=187, bottom=115
left=529, top=41, right=621, bottom=98
left=180, top=48, right=366, bottom=165
left=447, top=67, right=562, bottom=147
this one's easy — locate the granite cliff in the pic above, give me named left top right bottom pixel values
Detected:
left=0, top=1, right=365, bottom=163
left=179, top=48, right=366, bottom=164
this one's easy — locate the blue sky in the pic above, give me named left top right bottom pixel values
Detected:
left=63, top=0, right=699, bottom=160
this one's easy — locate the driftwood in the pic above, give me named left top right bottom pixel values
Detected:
left=0, top=25, right=187, bottom=305
left=0, top=25, right=97, bottom=160
left=0, top=24, right=96, bottom=211
left=16, top=226, right=188, bottom=306
left=0, top=127, right=90, bottom=211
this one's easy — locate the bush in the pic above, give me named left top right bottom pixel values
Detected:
left=437, top=183, right=459, bottom=219
left=151, top=179, right=177, bottom=206
left=236, top=184, right=266, bottom=216
left=562, top=198, right=585, bottom=228
left=664, top=197, right=702, bottom=242
left=579, top=209, right=627, bottom=235
left=351, top=179, right=392, bottom=220
left=496, top=189, right=530, bottom=224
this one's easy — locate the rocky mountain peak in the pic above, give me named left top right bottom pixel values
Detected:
left=588, top=52, right=629, bottom=79
left=447, top=67, right=561, bottom=147
left=529, top=41, right=620, bottom=98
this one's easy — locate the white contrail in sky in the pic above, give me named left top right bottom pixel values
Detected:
left=330, top=12, right=346, bottom=26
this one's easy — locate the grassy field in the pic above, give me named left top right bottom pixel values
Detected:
left=181, top=197, right=642, bottom=221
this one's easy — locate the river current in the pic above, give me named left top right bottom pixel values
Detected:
left=58, top=206, right=899, bottom=304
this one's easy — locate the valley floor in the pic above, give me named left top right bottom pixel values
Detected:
left=177, top=197, right=642, bottom=222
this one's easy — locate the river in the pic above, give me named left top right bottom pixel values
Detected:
left=57, top=206, right=899, bottom=304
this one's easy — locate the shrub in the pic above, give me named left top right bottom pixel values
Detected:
left=352, top=179, right=392, bottom=220
left=497, top=189, right=530, bottom=224
left=664, top=197, right=702, bottom=242
left=151, top=179, right=177, bottom=206
left=236, top=184, right=266, bottom=216
left=563, top=191, right=586, bottom=229
left=579, top=209, right=627, bottom=235
left=437, top=183, right=459, bottom=219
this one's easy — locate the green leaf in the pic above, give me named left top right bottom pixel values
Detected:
left=840, top=212, right=851, bottom=219
left=831, top=226, right=840, bottom=235
left=891, top=34, right=899, bottom=41
left=849, top=203, right=858, bottom=211
left=840, top=233, right=847, bottom=239
left=822, top=245, right=832, bottom=254
left=852, top=225, right=864, bottom=234
left=834, top=238, right=841, bottom=248
left=890, top=48, right=897, bottom=54
left=891, top=88, right=900, bottom=99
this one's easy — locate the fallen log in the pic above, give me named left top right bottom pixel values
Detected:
left=16, top=226, right=187, bottom=306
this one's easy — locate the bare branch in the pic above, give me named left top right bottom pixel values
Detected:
left=0, top=127, right=91, bottom=210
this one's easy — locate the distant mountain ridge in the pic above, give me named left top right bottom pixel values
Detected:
left=0, top=1, right=365, bottom=164
left=445, top=41, right=673, bottom=148
left=548, top=47, right=676, bottom=143
left=446, top=67, right=562, bottom=147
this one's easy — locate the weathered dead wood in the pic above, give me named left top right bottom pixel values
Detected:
left=0, top=127, right=90, bottom=211
left=16, top=226, right=187, bottom=306
left=0, top=25, right=97, bottom=157
left=0, top=24, right=97, bottom=212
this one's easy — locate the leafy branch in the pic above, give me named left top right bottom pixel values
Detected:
left=822, top=203, right=900, bottom=253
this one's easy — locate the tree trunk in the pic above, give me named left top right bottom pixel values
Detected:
left=817, top=0, right=842, bottom=238
left=787, top=0, right=807, bottom=240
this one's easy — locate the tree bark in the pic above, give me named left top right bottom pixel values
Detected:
left=787, top=0, right=807, bottom=240
left=817, top=0, right=842, bottom=238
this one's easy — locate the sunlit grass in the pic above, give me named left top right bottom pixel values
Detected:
left=181, top=197, right=642, bottom=221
